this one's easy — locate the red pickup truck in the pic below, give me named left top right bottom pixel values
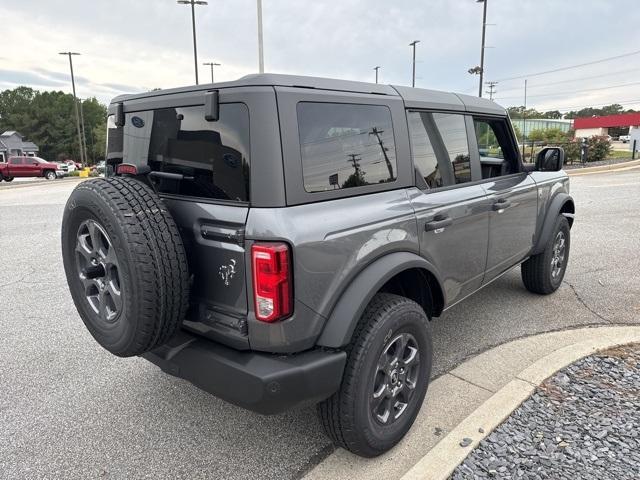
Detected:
left=0, top=156, right=62, bottom=182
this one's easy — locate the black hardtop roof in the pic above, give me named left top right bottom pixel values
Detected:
left=111, top=73, right=505, bottom=115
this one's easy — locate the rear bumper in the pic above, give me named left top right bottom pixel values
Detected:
left=141, top=332, right=346, bottom=414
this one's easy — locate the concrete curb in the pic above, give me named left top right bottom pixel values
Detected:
left=566, top=159, right=640, bottom=176
left=400, top=328, right=640, bottom=480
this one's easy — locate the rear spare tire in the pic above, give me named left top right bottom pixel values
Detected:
left=61, top=177, right=189, bottom=357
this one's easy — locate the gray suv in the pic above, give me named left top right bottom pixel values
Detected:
left=61, top=74, right=574, bottom=457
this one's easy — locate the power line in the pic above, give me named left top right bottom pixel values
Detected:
left=495, top=81, right=640, bottom=101
left=508, top=98, right=640, bottom=112
left=494, top=49, right=640, bottom=83
left=496, top=67, right=640, bottom=94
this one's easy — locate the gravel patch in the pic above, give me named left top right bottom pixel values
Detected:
left=452, top=344, right=640, bottom=480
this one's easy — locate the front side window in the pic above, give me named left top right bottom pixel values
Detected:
left=473, top=118, right=518, bottom=179
left=297, top=102, right=397, bottom=193
left=107, top=104, right=250, bottom=202
left=432, top=113, right=471, bottom=184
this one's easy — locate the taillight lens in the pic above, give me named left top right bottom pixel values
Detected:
left=116, top=163, right=138, bottom=175
left=251, top=243, right=292, bottom=322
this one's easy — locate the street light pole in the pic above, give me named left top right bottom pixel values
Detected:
left=178, top=0, right=208, bottom=85
left=522, top=79, right=528, bottom=160
left=78, top=98, right=88, bottom=163
left=373, top=66, right=380, bottom=84
left=58, top=52, right=84, bottom=165
left=203, top=61, right=221, bottom=83
left=409, top=40, right=420, bottom=87
left=257, top=0, right=264, bottom=73
left=477, top=0, right=488, bottom=97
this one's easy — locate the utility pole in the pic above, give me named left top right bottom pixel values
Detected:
left=522, top=79, right=528, bottom=160
left=78, top=98, right=89, bottom=164
left=203, top=61, right=221, bottom=83
left=257, top=0, right=264, bottom=73
left=477, top=0, right=488, bottom=97
left=373, top=66, right=381, bottom=84
left=485, top=81, right=498, bottom=100
left=409, top=40, right=420, bottom=87
left=347, top=153, right=362, bottom=177
left=58, top=52, right=84, bottom=165
left=369, top=127, right=394, bottom=179
left=177, top=0, right=208, bottom=85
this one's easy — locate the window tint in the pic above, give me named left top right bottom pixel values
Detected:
left=111, top=104, right=250, bottom=202
left=473, top=118, right=518, bottom=179
left=407, top=111, right=444, bottom=188
left=297, top=102, right=397, bottom=193
left=9, top=157, right=22, bottom=165
left=432, top=113, right=471, bottom=184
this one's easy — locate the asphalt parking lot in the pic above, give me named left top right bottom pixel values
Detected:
left=1, top=168, right=639, bottom=480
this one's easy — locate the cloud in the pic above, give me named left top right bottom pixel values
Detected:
left=1, top=0, right=640, bottom=111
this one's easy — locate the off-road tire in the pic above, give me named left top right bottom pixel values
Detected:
left=61, top=176, right=189, bottom=357
left=522, top=215, right=570, bottom=294
left=318, top=293, right=432, bottom=457
left=44, top=170, right=56, bottom=180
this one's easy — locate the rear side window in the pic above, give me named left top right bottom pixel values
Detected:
left=297, top=102, right=397, bottom=193
left=9, top=157, right=22, bottom=165
left=432, top=113, right=471, bottom=184
left=108, top=104, right=250, bottom=202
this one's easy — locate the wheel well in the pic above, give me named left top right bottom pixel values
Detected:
left=560, top=200, right=575, bottom=228
left=378, top=268, right=444, bottom=319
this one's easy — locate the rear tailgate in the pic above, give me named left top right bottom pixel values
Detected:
left=162, top=199, right=250, bottom=349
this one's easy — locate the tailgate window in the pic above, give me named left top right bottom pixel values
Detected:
left=107, top=104, right=250, bottom=202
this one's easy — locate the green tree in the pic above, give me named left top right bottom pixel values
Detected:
left=0, top=87, right=107, bottom=164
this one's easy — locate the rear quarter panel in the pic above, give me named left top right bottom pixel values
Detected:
left=245, top=189, right=418, bottom=352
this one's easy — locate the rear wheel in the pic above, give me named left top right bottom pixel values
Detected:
left=61, top=177, right=189, bottom=357
left=318, top=293, right=432, bottom=457
left=521, top=215, right=570, bottom=294
left=3, top=176, right=13, bottom=182
left=44, top=170, right=56, bottom=180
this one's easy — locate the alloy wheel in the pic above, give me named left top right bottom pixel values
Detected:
left=371, top=332, right=421, bottom=425
left=75, top=220, right=123, bottom=323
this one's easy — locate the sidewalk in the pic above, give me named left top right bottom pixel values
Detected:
left=304, top=325, right=640, bottom=480
left=566, top=159, right=640, bottom=176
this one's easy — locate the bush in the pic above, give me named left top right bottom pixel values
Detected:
left=68, top=170, right=80, bottom=177
left=587, top=136, right=612, bottom=162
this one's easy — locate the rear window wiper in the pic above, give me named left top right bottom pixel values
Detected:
left=148, top=171, right=194, bottom=181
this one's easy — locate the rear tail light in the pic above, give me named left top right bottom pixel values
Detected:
left=116, top=163, right=138, bottom=175
left=251, top=243, right=292, bottom=322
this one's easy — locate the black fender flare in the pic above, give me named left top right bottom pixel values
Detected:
left=316, top=251, right=443, bottom=349
left=531, top=193, right=575, bottom=255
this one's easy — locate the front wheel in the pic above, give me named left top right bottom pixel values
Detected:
left=318, top=293, right=432, bottom=457
left=44, top=170, right=56, bottom=180
left=521, top=215, right=570, bottom=294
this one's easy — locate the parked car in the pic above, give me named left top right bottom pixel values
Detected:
left=61, top=74, right=575, bottom=457
left=91, top=160, right=106, bottom=175
left=0, top=156, right=63, bottom=181
left=620, top=134, right=630, bottom=143
left=63, top=160, right=80, bottom=173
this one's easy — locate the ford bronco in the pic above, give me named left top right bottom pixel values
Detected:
left=61, top=74, right=574, bottom=457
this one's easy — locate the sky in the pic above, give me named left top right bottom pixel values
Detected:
left=2, top=0, right=640, bottom=113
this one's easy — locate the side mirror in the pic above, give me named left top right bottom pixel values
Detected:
left=536, top=147, right=564, bottom=172
left=33, top=162, right=39, bottom=166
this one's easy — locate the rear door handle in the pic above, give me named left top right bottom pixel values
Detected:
left=425, top=216, right=453, bottom=232
left=492, top=199, right=511, bottom=211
